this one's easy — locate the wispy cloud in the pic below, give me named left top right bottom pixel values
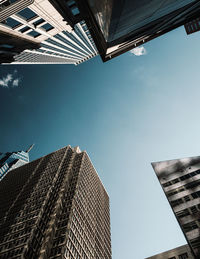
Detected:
left=130, top=46, right=147, bottom=56
left=0, top=70, right=22, bottom=88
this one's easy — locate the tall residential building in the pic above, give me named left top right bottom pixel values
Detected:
left=0, top=0, right=97, bottom=65
left=152, top=156, right=200, bottom=259
left=0, top=144, right=34, bottom=181
left=74, top=0, right=200, bottom=61
left=0, top=145, right=111, bottom=259
left=145, top=244, right=194, bottom=259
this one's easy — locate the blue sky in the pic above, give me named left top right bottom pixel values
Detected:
left=1, top=26, right=200, bottom=258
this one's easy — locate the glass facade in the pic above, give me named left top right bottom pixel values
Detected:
left=0, top=149, right=30, bottom=181
left=87, top=0, right=196, bottom=42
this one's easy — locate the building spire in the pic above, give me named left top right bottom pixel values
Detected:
left=26, top=144, right=35, bottom=153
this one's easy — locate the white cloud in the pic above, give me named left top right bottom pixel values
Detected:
left=12, top=78, right=20, bottom=87
left=0, top=71, right=21, bottom=88
left=130, top=46, right=147, bottom=56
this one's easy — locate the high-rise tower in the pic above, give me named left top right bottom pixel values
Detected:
left=0, top=145, right=34, bottom=181
left=152, top=156, right=200, bottom=259
left=0, top=145, right=111, bottom=259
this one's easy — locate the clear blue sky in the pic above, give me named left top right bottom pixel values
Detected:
left=1, top=26, right=200, bottom=259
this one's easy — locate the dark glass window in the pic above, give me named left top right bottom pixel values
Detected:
left=4, top=17, right=20, bottom=28
left=41, top=23, right=53, bottom=31
left=27, top=30, right=41, bottom=38
left=0, top=44, right=13, bottom=49
left=20, top=26, right=30, bottom=33
left=33, top=18, right=45, bottom=27
left=18, top=8, right=37, bottom=20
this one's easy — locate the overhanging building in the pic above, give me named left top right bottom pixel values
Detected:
left=152, top=156, right=200, bottom=259
left=73, top=0, right=200, bottom=62
left=0, top=0, right=98, bottom=65
left=0, top=145, right=111, bottom=259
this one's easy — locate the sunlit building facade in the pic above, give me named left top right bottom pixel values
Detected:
left=0, top=0, right=97, bottom=64
left=74, top=0, right=200, bottom=61
left=152, top=156, right=200, bottom=259
left=0, top=145, right=111, bottom=259
left=0, top=145, right=33, bottom=181
left=146, top=244, right=194, bottom=259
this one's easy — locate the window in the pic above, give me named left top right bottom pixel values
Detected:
left=178, top=253, right=188, bottom=259
left=168, top=256, right=176, bottom=259
left=33, top=18, right=45, bottom=27
left=20, top=26, right=30, bottom=33
left=41, top=23, right=53, bottom=31
left=3, top=17, right=20, bottom=28
left=18, top=8, right=37, bottom=20
left=27, top=30, right=41, bottom=38
left=0, top=44, right=13, bottom=49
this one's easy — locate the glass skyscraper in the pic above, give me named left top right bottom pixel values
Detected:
left=0, top=145, right=33, bottom=181
left=0, top=145, right=111, bottom=259
left=75, top=0, right=200, bottom=61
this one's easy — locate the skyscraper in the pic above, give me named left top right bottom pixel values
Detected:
left=145, top=244, right=194, bottom=259
left=0, top=145, right=34, bottom=181
left=74, top=0, right=200, bottom=61
left=0, top=0, right=97, bottom=64
left=0, top=145, right=111, bottom=259
left=152, top=156, right=200, bottom=259
left=184, top=17, right=200, bottom=35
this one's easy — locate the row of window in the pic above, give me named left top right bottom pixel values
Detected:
left=163, top=169, right=200, bottom=187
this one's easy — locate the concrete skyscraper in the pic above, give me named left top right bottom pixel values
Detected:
left=152, top=156, right=200, bottom=259
left=0, top=145, right=34, bottom=181
left=0, top=145, right=111, bottom=259
left=0, top=0, right=97, bottom=64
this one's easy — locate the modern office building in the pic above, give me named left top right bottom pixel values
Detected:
left=152, top=156, right=200, bottom=259
left=72, top=0, right=200, bottom=62
left=0, top=145, right=33, bottom=181
left=184, top=17, right=200, bottom=34
left=146, top=244, right=194, bottom=259
left=0, top=0, right=97, bottom=65
left=0, top=145, right=111, bottom=259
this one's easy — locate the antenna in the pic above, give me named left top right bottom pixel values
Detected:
left=26, top=144, right=35, bottom=153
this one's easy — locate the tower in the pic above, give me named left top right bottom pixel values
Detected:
left=0, top=145, right=34, bottom=181
left=0, top=145, right=111, bottom=259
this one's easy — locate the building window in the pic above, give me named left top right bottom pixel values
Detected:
left=3, top=17, right=20, bottom=28
left=168, top=257, right=176, bottom=259
left=18, top=8, right=37, bottom=20
left=178, top=253, right=188, bottom=259
left=41, top=23, right=54, bottom=31
left=27, top=30, right=41, bottom=38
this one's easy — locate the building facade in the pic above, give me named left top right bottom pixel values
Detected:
left=184, top=17, right=200, bottom=34
left=0, top=0, right=97, bottom=65
left=146, top=244, right=194, bottom=259
left=74, top=0, right=200, bottom=62
left=152, top=156, right=200, bottom=259
left=0, top=145, right=111, bottom=259
left=0, top=145, right=33, bottom=181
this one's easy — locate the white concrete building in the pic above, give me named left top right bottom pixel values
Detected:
left=0, top=0, right=98, bottom=65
